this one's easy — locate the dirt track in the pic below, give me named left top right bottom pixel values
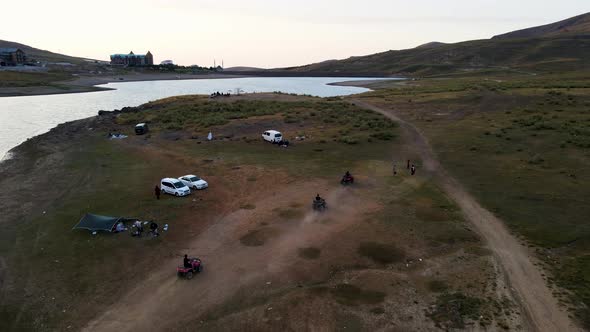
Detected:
left=83, top=182, right=375, bottom=331
left=352, top=99, right=581, bottom=332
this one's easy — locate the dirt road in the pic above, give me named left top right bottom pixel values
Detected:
left=352, top=99, right=580, bottom=332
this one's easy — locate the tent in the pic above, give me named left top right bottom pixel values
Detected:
left=73, top=213, right=122, bottom=232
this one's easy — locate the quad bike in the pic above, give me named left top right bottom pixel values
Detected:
left=177, top=257, right=203, bottom=279
left=340, top=173, right=354, bottom=185
left=312, top=198, right=327, bottom=211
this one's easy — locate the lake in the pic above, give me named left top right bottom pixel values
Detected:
left=0, top=77, right=394, bottom=160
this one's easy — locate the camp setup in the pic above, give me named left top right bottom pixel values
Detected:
left=73, top=213, right=126, bottom=234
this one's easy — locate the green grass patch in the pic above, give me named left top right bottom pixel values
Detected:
left=0, top=71, right=72, bottom=87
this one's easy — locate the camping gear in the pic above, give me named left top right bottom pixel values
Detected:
left=73, top=213, right=123, bottom=233
left=177, top=258, right=202, bottom=279
left=109, top=133, right=127, bottom=139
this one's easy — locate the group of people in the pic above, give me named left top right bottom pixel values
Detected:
left=131, top=220, right=160, bottom=237
left=210, top=91, right=231, bottom=98
left=392, top=159, right=417, bottom=176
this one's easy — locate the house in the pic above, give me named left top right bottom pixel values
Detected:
left=110, top=51, right=153, bottom=66
left=0, top=48, right=26, bottom=66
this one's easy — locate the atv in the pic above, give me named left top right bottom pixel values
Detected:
left=177, top=257, right=203, bottom=279
left=340, top=173, right=354, bottom=185
left=312, top=198, right=327, bottom=211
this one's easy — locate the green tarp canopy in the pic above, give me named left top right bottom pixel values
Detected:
left=73, top=213, right=122, bottom=232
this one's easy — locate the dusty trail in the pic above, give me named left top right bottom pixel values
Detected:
left=83, top=183, right=370, bottom=331
left=352, top=99, right=580, bottom=332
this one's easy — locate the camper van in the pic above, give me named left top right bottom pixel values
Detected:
left=262, top=130, right=283, bottom=143
left=160, top=178, right=191, bottom=197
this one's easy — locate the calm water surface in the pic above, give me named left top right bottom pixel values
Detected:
left=0, top=77, right=395, bottom=160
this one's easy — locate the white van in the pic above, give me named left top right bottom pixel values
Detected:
left=160, top=178, right=191, bottom=196
left=262, top=130, right=283, bottom=143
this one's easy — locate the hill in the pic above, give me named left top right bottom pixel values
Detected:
left=0, top=39, right=93, bottom=64
left=493, top=12, right=590, bottom=39
left=283, top=13, right=590, bottom=76
left=223, top=66, right=265, bottom=71
left=414, top=41, right=448, bottom=49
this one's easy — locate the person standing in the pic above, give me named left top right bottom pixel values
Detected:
left=393, top=162, right=397, bottom=175
left=150, top=222, right=159, bottom=237
left=407, top=159, right=410, bottom=170
left=411, top=164, right=416, bottom=176
left=155, top=185, right=161, bottom=200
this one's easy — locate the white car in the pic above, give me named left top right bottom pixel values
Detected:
left=179, top=175, right=209, bottom=190
left=262, top=130, right=283, bottom=143
left=160, top=178, right=191, bottom=196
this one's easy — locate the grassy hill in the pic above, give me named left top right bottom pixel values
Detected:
left=0, top=39, right=93, bottom=64
left=283, top=13, right=590, bottom=76
left=493, top=12, right=590, bottom=39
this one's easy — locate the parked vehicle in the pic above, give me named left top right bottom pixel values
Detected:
left=135, top=123, right=149, bottom=135
left=179, top=174, right=208, bottom=190
left=177, top=257, right=202, bottom=279
left=262, top=130, right=283, bottom=143
left=160, top=178, right=191, bottom=196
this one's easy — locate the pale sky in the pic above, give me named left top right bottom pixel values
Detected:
left=1, top=0, right=588, bottom=68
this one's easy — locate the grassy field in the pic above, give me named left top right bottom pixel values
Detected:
left=0, top=71, right=73, bottom=87
left=0, top=95, right=514, bottom=331
left=357, top=71, right=590, bottom=327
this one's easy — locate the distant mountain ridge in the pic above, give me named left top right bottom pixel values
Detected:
left=282, top=12, right=590, bottom=76
left=0, top=39, right=93, bottom=64
left=493, top=12, right=590, bottom=39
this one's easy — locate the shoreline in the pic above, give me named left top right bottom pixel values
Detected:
left=0, top=76, right=386, bottom=160
left=328, top=78, right=407, bottom=89
left=0, top=72, right=399, bottom=98
left=0, top=72, right=247, bottom=98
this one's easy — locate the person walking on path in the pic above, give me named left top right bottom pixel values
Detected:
left=411, top=164, right=416, bottom=176
left=155, top=185, right=161, bottom=200
left=393, top=162, right=397, bottom=175
left=407, top=159, right=410, bottom=170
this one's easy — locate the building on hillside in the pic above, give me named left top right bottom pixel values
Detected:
left=110, top=51, right=153, bottom=66
left=0, top=48, right=26, bottom=66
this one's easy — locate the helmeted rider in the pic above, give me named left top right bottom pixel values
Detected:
left=315, top=194, right=322, bottom=201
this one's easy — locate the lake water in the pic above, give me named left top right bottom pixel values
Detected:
left=0, top=77, right=394, bottom=160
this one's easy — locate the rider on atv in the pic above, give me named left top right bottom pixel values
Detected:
left=341, top=171, right=354, bottom=185
left=313, top=194, right=327, bottom=211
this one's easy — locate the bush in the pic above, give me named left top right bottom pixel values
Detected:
left=338, top=136, right=359, bottom=145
